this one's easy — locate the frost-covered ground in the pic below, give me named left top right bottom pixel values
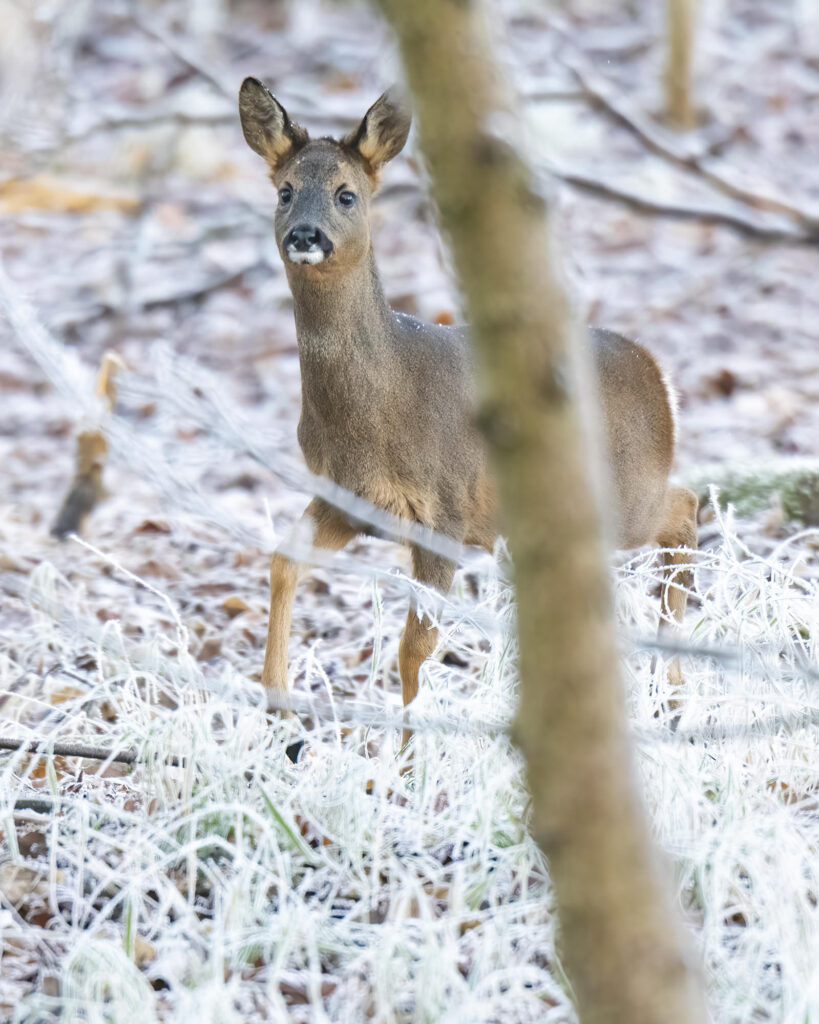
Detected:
left=2, top=1, right=819, bottom=1021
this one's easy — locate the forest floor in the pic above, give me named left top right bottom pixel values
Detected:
left=1, top=1, right=818, bottom=1021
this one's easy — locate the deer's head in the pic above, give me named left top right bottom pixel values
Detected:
left=239, top=79, right=411, bottom=275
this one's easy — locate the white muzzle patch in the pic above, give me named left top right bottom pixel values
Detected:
left=287, top=247, right=326, bottom=265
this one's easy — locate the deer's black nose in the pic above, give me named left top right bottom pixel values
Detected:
left=285, top=224, right=330, bottom=252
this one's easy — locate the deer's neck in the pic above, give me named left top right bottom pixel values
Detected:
left=288, top=250, right=392, bottom=378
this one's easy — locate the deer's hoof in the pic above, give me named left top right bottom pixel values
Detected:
left=285, top=739, right=305, bottom=763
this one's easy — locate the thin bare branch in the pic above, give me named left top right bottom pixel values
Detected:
left=132, top=14, right=234, bottom=100
left=561, top=54, right=819, bottom=240
left=66, top=110, right=235, bottom=147
left=546, top=163, right=811, bottom=243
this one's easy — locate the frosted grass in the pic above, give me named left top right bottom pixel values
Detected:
left=2, top=499, right=819, bottom=1022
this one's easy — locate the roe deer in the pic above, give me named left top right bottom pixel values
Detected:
left=238, top=79, right=698, bottom=746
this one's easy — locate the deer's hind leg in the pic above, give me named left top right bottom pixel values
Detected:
left=399, top=546, right=456, bottom=750
left=262, top=497, right=357, bottom=712
left=654, top=485, right=698, bottom=710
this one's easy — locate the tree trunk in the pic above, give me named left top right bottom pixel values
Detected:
left=797, top=0, right=819, bottom=60
left=375, top=2, right=706, bottom=1022
left=665, top=0, right=697, bottom=128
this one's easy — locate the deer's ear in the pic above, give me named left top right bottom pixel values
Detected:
left=239, top=77, right=308, bottom=170
left=343, top=87, right=411, bottom=174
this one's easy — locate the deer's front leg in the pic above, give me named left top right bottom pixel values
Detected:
left=399, top=545, right=456, bottom=749
left=261, top=497, right=357, bottom=711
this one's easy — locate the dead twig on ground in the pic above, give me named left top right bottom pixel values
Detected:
left=1, top=736, right=137, bottom=765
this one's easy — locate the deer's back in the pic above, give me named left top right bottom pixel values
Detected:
left=297, top=316, right=675, bottom=552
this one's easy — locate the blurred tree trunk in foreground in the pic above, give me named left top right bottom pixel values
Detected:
left=798, top=0, right=819, bottom=60
left=376, top=2, right=705, bottom=1022
left=665, top=0, right=697, bottom=128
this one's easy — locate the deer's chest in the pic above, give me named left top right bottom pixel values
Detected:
left=297, top=405, right=435, bottom=525
left=298, top=400, right=382, bottom=479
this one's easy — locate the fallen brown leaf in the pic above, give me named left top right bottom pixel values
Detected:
left=0, top=176, right=138, bottom=214
left=222, top=595, right=250, bottom=618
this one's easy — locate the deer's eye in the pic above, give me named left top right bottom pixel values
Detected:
left=278, top=186, right=293, bottom=206
left=338, top=190, right=356, bottom=208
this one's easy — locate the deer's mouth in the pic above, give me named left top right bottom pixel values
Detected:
left=286, top=246, right=330, bottom=265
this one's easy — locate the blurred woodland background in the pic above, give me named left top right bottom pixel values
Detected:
left=2, top=0, right=819, bottom=544
left=1, top=1, right=819, bottom=1021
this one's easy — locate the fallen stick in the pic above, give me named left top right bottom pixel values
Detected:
left=51, top=351, right=124, bottom=538
left=0, top=735, right=183, bottom=766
